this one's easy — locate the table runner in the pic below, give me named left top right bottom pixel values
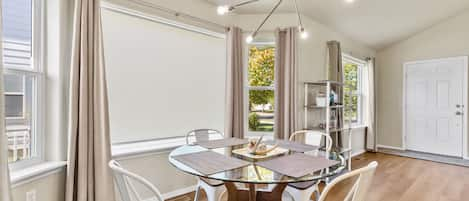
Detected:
left=256, top=153, right=339, bottom=178
left=195, top=137, right=249, bottom=149
left=265, top=140, right=319, bottom=153
left=172, top=151, right=250, bottom=175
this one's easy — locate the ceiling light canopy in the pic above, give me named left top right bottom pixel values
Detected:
left=217, top=0, right=308, bottom=43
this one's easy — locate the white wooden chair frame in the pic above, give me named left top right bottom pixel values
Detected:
left=186, top=129, right=225, bottom=201
left=318, top=161, right=378, bottom=201
left=284, top=130, right=333, bottom=201
left=109, top=160, right=164, bottom=201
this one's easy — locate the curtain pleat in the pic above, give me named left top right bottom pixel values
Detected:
left=366, top=58, right=378, bottom=151
left=274, top=28, right=298, bottom=140
left=225, top=27, right=245, bottom=139
left=327, top=41, right=344, bottom=148
left=0, top=1, right=13, bottom=200
left=65, top=0, right=115, bottom=201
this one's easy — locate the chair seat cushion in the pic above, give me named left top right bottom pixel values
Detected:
left=287, top=181, right=319, bottom=190
left=200, top=177, right=224, bottom=187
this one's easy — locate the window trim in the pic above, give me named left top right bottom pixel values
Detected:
left=342, top=54, right=366, bottom=126
left=6, top=0, right=45, bottom=170
left=244, top=41, right=276, bottom=137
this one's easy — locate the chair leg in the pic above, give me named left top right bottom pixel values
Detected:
left=194, top=186, right=201, bottom=201
left=313, top=186, right=320, bottom=201
left=204, top=185, right=225, bottom=201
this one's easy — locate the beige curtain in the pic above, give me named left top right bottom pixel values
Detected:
left=0, top=1, right=13, bottom=199
left=274, top=28, right=298, bottom=140
left=327, top=41, right=343, bottom=148
left=366, top=58, right=377, bottom=151
left=225, top=26, right=244, bottom=139
left=65, top=0, right=115, bottom=201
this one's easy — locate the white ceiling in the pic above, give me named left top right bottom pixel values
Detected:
left=207, top=0, right=469, bottom=50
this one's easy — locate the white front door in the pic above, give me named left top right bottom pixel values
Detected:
left=405, top=57, right=467, bottom=157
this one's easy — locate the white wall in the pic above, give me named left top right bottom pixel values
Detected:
left=376, top=9, right=469, bottom=153
left=12, top=171, right=65, bottom=201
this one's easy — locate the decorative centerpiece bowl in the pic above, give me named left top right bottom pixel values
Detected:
left=247, top=135, right=278, bottom=155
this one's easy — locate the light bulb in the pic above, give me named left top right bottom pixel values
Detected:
left=300, top=30, right=308, bottom=39
left=217, top=5, right=230, bottom=15
left=298, top=26, right=308, bottom=39
left=246, top=35, right=254, bottom=43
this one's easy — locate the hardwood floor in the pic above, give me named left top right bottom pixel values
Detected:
left=167, top=152, right=469, bottom=201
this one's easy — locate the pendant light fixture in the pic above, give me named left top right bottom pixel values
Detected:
left=217, top=0, right=308, bottom=43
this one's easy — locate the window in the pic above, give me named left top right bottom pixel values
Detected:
left=101, top=7, right=225, bottom=143
left=246, top=44, right=275, bottom=136
left=343, top=55, right=365, bottom=125
left=3, top=0, right=43, bottom=166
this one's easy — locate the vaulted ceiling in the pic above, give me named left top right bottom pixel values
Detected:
left=207, top=0, right=469, bottom=50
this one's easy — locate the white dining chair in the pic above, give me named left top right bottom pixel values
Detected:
left=284, top=130, right=333, bottom=201
left=317, top=161, right=378, bottom=201
left=186, top=129, right=225, bottom=201
left=109, top=160, right=164, bottom=201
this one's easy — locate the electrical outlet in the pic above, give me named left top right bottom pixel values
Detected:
left=26, top=189, right=36, bottom=201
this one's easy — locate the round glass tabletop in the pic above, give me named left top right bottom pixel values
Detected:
left=168, top=144, right=346, bottom=184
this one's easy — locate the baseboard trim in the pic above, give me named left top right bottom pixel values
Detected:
left=377, top=144, right=405, bottom=151
left=351, top=149, right=367, bottom=157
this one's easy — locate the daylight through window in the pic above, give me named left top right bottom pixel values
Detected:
left=247, top=45, right=275, bottom=134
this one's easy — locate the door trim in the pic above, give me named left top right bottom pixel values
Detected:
left=402, top=56, right=468, bottom=159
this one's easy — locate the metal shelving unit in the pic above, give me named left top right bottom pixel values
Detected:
left=304, top=80, right=353, bottom=171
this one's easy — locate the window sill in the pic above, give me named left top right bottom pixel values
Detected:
left=112, top=137, right=187, bottom=159
left=10, top=161, right=67, bottom=188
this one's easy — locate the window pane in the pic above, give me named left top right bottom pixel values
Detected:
left=344, top=63, right=358, bottom=92
left=5, top=95, right=24, bottom=117
left=4, top=73, right=24, bottom=92
left=248, top=46, right=275, bottom=87
left=343, top=62, right=360, bottom=123
left=5, top=73, right=36, bottom=163
left=344, top=94, right=359, bottom=122
left=2, top=0, right=33, bottom=69
left=248, top=90, right=274, bottom=132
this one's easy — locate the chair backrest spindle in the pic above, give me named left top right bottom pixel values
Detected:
left=109, top=160, right=164, bottom=201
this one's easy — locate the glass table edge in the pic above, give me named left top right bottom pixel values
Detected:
left=168, top=145, right=347, bottom=184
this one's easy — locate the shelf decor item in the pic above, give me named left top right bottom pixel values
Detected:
left=315, top=92, right=327, bottom=107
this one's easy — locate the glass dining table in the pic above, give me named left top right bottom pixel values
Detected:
left=168, top=144, right=346, bottom=201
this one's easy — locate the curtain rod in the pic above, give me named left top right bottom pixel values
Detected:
left=101, top=2, right=226, bottom=39
left=128, top=0, right=229, bottom=31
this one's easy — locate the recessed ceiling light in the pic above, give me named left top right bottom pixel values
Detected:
left=345, top=0, right=355, bottom=3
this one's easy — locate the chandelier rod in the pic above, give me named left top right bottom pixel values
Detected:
left=251, top=0, right=283, bottom=37
left=293, top=0, right=304, bottom=29
left=233, top=0, right=261, bottom=8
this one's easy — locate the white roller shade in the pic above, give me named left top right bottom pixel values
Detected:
left=102, top=7, right=226, bottom=143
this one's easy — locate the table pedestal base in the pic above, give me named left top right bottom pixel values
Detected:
left=224, top=182, right=287, bottom=201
